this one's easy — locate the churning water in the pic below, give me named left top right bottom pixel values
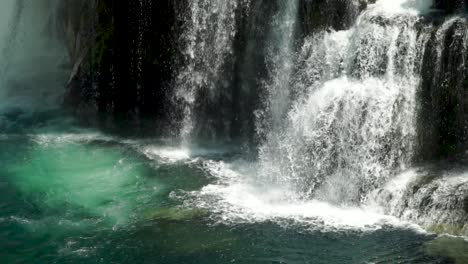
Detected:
left=2, top=0, right=468, bottom=263
left=177, top=0, right=468, bottom=246
left=186, top=0, right=425, bottom=222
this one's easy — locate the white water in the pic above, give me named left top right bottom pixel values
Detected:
left=176, top=158, right=425, bottom=233
left=175, top=0, right=246, bottom=143
left=375, top=0, right=432, bottom=15
left=258, top=0, right=299, bottom=135
left=257, top=0, right=429, bottom=205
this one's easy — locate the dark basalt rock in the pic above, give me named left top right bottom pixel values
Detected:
left=54, top=0, right=403, bottom=137
left=418, top=18, right=468, bottom=160
left=464, top=195, right=468, bottom=213
left=299, top=0, right=362, bottom=36
left=59, top=0, right=468, bottom=152
left=92, top=0, right=185, bottom=125
left=59, top=0, right=187, bottom=135
left=433, top=0, right=468, bottom=13
left=374, top=166, right=468, bottom=236
left=56, top=0, right=95, bottom=124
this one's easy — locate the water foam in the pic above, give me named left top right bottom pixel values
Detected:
left=371, top=0, right=432, bottom=15
left=142, top=146, right=191, bottom=163
left=182, top=159, right=424, bottom=233
left=31, top=132, right=114, bottom=146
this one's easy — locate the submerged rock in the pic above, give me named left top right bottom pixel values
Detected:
left=425, top=236, right=468, bottom=264
left=372, top=168, right=468, bottom=237
left=144, top=207, right=206, bottom=222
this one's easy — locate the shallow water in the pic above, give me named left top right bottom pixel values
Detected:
left=0, top=113, right=466, bottom=264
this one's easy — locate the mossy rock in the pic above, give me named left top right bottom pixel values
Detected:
left=138, top=208, right=239, bottom=254
left=427, top=224, right=468, bottom=237
left=411, top=173, right=438, bottom=194
left=94, top=0, right=114, bottom=66
left=144, top=207, right=207, bottom=221
left=425, top=236, right=468, bottom=264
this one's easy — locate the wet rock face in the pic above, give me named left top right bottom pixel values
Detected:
left=58, top=0, right=96, bottom=113
left=59, top=0, right=187, bottom=133
left=96, top=0, right=189, bottom=121
left=59, top=0, right=95, bottom=68
left=59, top=0, right=283, bottom=139
left=373, top=168, right=468, bottom=236
left=463, top=195, right=468, bottom=213
left=93, top=0, right=183, bottom=120
left=418, top=18, right=468, bottom=160
left=406, top=176, right=468, bottom=236
left=58, top=0, right=468, bottom=149
left=299, top=0, right=362, bottom=35
left=433, top=0, right=468, bottom=13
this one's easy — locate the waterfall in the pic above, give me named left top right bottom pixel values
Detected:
left=257, top=0, right=431, bottom=205
left=2, top=0, right=466, bottom=235
left=0, top=0, right=68, bottom=112
left=369, top=16, right=468, bottom=234
left=175, top=0, right=247, bottom=143
left=258, top=0, right=299, bottom=135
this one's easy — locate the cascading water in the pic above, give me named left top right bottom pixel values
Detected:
left=175, top=0, right=246, bottom=143
left=186, top=0, right=455, bottom=230
left=257, top=0, right=431, bottom=205
left=258, top=0, right=299, bottom=135
left=370, top=15, right=468, bottom=235
left=5, top=1, right=468, bottom=263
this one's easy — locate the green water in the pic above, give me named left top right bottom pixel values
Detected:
left=0, top=113, right=467, bottom=264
